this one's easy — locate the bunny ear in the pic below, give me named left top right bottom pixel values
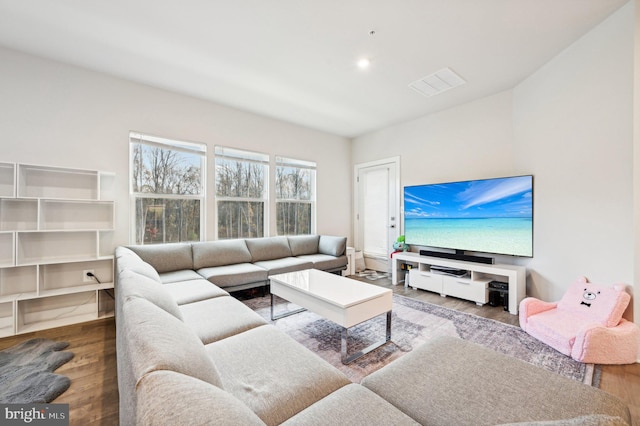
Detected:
left=577, top=276, right=588, bottom=284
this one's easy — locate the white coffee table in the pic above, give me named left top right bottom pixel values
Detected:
left=269, top=269, right=393, bottom=364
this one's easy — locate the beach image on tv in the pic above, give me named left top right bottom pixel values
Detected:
left=404, top=176, right=533, bottom=257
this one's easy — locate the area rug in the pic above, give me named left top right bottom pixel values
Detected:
left=0, top=338, right=74, bottom=403
left=243, top=294, right=597, bottom=385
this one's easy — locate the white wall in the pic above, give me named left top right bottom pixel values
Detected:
left=0, top=47, right=352, bottom=248
left=353, top=90, right=516, bottom=186
left=352, top=3, right=636, bottom=320
left=513, top=2, right=634, bottom=307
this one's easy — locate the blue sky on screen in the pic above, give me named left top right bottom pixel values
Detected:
left=404, top=176, right=532, bottom=219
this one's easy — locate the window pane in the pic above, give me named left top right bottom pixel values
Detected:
left=217, top=201, right=265, bottom=239
left=275, top=166, right=312, bottom=200
left=135, top=198, right=201, bottom=244
left=277, top=202, right=311, bottom=235
left=215, top=158, right=265, bottom=198
left=132, top=143, right=203, bottom=196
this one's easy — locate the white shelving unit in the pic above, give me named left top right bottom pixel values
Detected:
left=391, top=252, right=526, bottom=315
left=0, top=162, right=115, bottom=336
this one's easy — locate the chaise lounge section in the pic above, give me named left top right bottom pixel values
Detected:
left=115, top=236, right=632, bottom=425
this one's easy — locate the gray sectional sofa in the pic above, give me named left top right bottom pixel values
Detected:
left=126, top=234, right=348, bottom=293
left=115, top=235, right=632, bottom=426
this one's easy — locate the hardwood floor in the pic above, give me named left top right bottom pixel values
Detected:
left=0, top=278, right=637, bottom=425
left=0, top=318, right=118, bottom=426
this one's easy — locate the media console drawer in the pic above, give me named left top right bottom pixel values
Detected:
left=409, top=270, right=443, bottom=293
left=442, top=276, right=488, bottom=305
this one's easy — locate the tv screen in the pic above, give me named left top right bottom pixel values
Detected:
left=403, top=175, right=533, bottom=257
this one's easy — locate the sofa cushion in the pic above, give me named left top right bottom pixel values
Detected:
left=192, top=240, right=252, bottom=269
left=137, top=371, right=266, bottom=426
left=159, top=269, right=204, bottom=284
left=281, top=384, right=418, bottom=425
left=296, top=254, right=347, bottom=272
left=180, top=296, right=267, bottom=344
left=206, top=325, right=351, bottom=426
left=163, top=279, right=229, bottom=305
left=197, top=263, right=268, bottom=288
left=498, top=414, right=629, bottom=426
left=361, top=336, right=631, bottom=426
left=287, top=235, right=320, bottom=257
left=127, top=243, right=193, bottom=273
left=123, top=297, right=223, bottom=389
left=115, top=247, right=161, bottom=282
left=318, top=236, right=347, bottom=257
left=246, top=236, right=292, bottom=262
left=118, top=270, right=183, bottom=320
left=253, top=257, right=313, bottom=275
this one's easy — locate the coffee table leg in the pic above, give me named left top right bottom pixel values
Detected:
left=341, top=310, right=392, bottom=364
left=270, top=293, right=306, bottom=321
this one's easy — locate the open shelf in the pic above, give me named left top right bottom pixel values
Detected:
left=98, top=289, right=115, bottom=319
left=0, top=199, right=38, bottom=231
left=99, top=172, right=116, bottom=201
left=39, top=258, right=113, bottom=292
left=17, top=231, right=98, bottom=265
left=39, top=200, right=114, bottom=231
left=0, top=232, right=14, bottom=267
left=17, top=164, right=99, bottom=200
left=0, top=265, right=37, bottom=299
left=17, top=291, right=97, bottom=334
left=0, top=163, right=15, bottom=198
left=0, top=301, right=14, bottom=337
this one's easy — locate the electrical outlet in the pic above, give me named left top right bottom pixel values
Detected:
left=83, top=269, right=95, bottom=283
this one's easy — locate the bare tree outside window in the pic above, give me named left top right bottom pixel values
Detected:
left=130, top=133, right=206, bottom=244
left=215, top=147, right=268, bottom=239
left=276, top=156, right=316, bottom=235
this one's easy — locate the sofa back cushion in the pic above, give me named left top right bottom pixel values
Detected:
left=124, top=297, right=224, bottom=389
left=126, top=243, right=193, bottom=273
left=318, top=236, right=347, bottom=257
left=246, top=236, right=292, bottom=262
left=117, top=270, right=184, bottom=320
left=192, top=240, right=253, bottom=269
left=288, top=235, right=320, bottom=257
left=557, top=277, right=631, bottom=327
left=115, top=247, right=162, bottom=282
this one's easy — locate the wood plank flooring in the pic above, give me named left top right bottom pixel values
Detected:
left=0, top=278, right=637, bottom=425
left=0, top=318, right=118, bottom=426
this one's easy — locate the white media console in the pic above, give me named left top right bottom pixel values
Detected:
left=391, top=252, right=526, bottom=315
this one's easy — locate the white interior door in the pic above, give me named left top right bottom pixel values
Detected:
left=355, top=158, right=400, bottom=272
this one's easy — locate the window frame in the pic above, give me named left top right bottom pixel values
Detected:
left=129, top=132, right=206, bottom=244
left=275, top=155, right=317, bottom=236
left=214, top=146, right=269, bottom=239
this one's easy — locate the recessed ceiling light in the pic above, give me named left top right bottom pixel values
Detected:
left=357, top=58, right=371, bottom=69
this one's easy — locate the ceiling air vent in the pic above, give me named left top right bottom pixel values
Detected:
left=409, top=67, right=466, bottom=98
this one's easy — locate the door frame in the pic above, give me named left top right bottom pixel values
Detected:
left=353, top=156, right=401, bottom=270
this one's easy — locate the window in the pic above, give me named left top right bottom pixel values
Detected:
left=275, top=156, right=316, bottom=235
left=130, top=132, right=206, bottom=244
left=215, top=146, right=268, bottom=239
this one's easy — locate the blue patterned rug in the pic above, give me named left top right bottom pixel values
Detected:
left=243, top=294, right=597, bottom=385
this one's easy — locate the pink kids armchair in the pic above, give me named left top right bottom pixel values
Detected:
left=520, top=276, right=640, bottom=364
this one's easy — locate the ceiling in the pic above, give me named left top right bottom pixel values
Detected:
left=0, top=0, right=630, bottom=138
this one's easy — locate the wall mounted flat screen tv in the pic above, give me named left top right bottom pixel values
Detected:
left=404, top=175, right=533, bottom=257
